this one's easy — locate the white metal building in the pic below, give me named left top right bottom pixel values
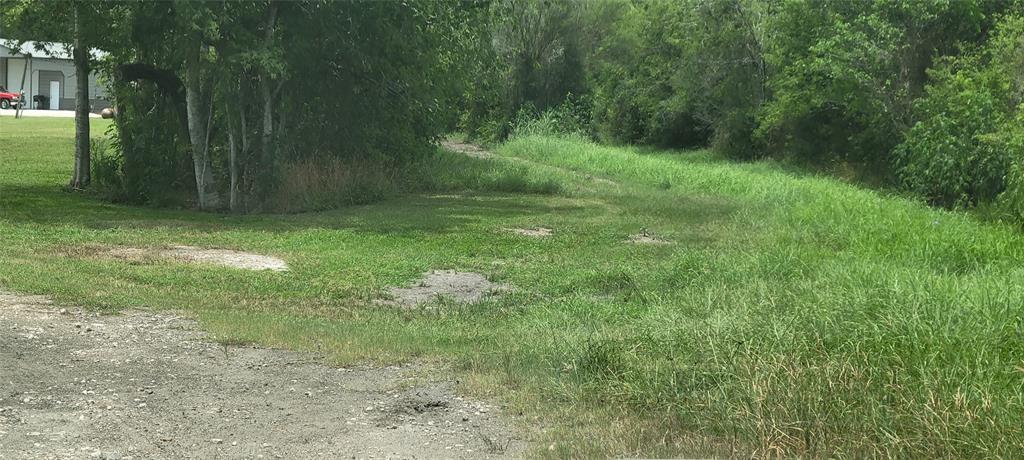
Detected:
left=0, top=39, right=109, bottom=111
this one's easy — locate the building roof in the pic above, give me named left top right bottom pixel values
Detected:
left=0, top=38, right=107, bottom=60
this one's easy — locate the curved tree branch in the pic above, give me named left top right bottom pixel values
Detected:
left=114, top=63, right=189, bottom=136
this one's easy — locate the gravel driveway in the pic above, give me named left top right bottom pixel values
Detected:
left=0, top=291, right=524, bottom=459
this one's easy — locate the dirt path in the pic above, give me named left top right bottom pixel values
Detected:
left=0, top=291, right=524, bottom=459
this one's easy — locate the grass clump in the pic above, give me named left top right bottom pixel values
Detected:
left=495, top=134, right=1024, bottom=457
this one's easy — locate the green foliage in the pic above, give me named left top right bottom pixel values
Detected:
left=29, top=0, right=487, bottom=211
left=895, top=63, right=1009, bottom=206
left=588, top=0, right=715, bottom=149
left=758, top=0, right=990, bottom=166
left=509, top=96, right=591, bottom=139
left=106, top=83, right=194, bottom=207
left=562, top=0, right=763, bottom=153
left=88, top=137, right=125, bottom=202
left=896, top=13, right=1024, bottom=209
left=281, top=1, right=470, bottom=162
left=999, top=116, right=1024, bottom=221
left=8, top=0, right=1024, bottom=222
left=460, top=0, right=1024, bottom=223
left=459, top=0, right=589, bottom=142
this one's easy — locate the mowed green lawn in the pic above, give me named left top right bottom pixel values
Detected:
left=2, top=117, right=1023, bottom=458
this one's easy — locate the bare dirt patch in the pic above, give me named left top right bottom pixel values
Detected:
left=382, top=270, right=507, bottom=308
left=91, top=245, right=288, bottom=272
left=507, top=227, right=554, bottom=238
left=0, top=290, right=524, bottom=459
left=627, top=232, right=672, bottom=245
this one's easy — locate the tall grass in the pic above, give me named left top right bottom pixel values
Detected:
left=3, top=116, right=1023, bottom=457
left=269, top=148, right=563, bottom=212
left=497, top=134, right=1024, bottom=457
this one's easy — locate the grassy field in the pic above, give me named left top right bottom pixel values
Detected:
left=2, top=117, right=1023, bottom=458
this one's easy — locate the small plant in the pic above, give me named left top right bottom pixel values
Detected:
left=215, top=337, right=249, bottom=360
left=477, top=431, right=511, bottom=454
left=89, top=137, right=127, bottom=201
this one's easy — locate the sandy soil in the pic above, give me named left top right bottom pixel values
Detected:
left=94, top=246, right=289, bottom=272
left=627, top=232, right=672, bottom=245
left=507, top=228, right=553, bottom=238
left=383, top=271, right=507, bottom=308
left=0, top=291, right=524, bottom=459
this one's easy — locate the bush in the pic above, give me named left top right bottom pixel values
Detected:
left=89, top=137, right=127, bottom=202
left=587, top=0, right=736, bottom=151
left=107, top=84, right=195, bottom=207
left=895, top=13, right=1024, bottom=209
left=712, top=110, right=763, bottom=160
left=895, top=68, right=1010, bottom=207
left=509, top=96, right=591, bottom=139
left=997, top=112, right=1024, bottom=222
left=758, top=0, right=993, bottom=171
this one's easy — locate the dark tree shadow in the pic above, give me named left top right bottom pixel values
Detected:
left=0, top=184, right=587, bottom=237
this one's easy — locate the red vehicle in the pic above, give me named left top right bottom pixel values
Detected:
left=0, top=86, right=20, bottom=109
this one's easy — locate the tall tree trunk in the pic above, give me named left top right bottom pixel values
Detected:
left=69, top=2, right=91, bottom=189
left=229, top=75, right=251, bottom=214
left=259, top=2, right=278, bottom=171
left=239, top=90, right=250, bottom=212
left=228, top=88, right=241, bottom=213
left=184, top=47, right=221, bottom=210
left=260, top=77, right=273, bottom=170
left=228, top=131, right=239, bottom=213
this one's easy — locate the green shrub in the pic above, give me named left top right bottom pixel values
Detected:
left=509, top=96, right=591, bottom=139
left=108, top=84, right=195, bottom=207
left=588, top=0, right=747, bottom=152
left=758, top=0, right=992, bottom=171
left=997, top=111, right=1024, bottom=222
left=895, top=13, right=1024, bottom=209
left=895, top=68, right=1010, bottom=207
left=712, top=110, right=763, bottom=160
left=89, top=137, right=127, bottom=202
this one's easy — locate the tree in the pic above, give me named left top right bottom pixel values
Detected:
left=460, top=0, right=588, bottom=140
left=588, top=0, right=765, bottom=153
left=757, top=0, right=992, bottom=167
left=85, top=0, right=469, bottom=212
left=69, top=1, right=91, bottom=189
left=897, top=12, right=1024, bottom=208
left=0, top=0, right=109, bottom=189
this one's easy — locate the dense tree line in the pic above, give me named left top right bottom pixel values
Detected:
left=462, top=0, right=1024, bottom=220
left=3, top=0, right=482, bottom=211
left=3, top=0, right=1024, bottom=220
